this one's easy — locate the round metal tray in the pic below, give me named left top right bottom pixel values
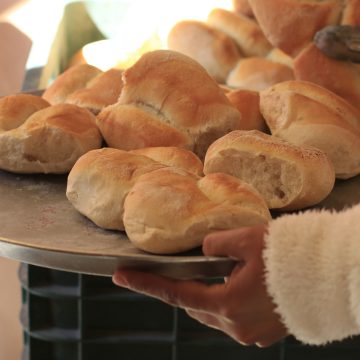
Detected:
left=0, top=169, right=359, bottom=279
left=0, top=170, right=237, bottom=279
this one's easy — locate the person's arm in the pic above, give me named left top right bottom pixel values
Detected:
left=263, top=203, right=360, bottom=345
left=113, top=203, right=360, bottom=346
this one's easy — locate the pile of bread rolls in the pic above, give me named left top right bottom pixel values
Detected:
left=1, top=0, right=360, bottom=255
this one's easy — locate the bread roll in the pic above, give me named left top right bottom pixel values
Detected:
left=123, top=167, right=271, bottom=254
left=207, top=8, right=272, bottom=57
left=66, top=68, right=124, bottom=115
left=294, top=43, right=360, bottom=112
left=96, top=50, right=241, bottom=160
left=259, top=80, right=360, bottom=179
left=226, top=57, right=294, bottom=91
left=204, top=130, right=335, bottom=210
left=0, top=94, right=50, bottom=131
left=225, top=89, right=268, bottom=132
left=247, top=0, right=343, bottom=56
left=66, top=148, right=166, bottom=230
left=130, top=147, right=203, bottom=176
left=43, top=64, right=102, bottom=104
left=232, top=0, right=254, bottom=18
left=167, top=20, right=241, bottom=83
left=43, top=65, right=123, bottom=115
left=0, top=103, right=102, bottom=174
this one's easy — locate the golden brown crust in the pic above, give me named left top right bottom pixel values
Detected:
left=207, top=8, right=272, bottom=57
left=294, top=43, right=360, bottom=112
left=266, top=48, right=294, bottom=68
left=248, top=0, right=343, bottom=56
left=226, top=57, right=295, bottom=91
left=259, top=80, right=360, bottom=179
left=0, top=103, right=102, bottom=174
left=98, top=50, right=241, bottom=159
left=130, top=147, right=204, bottom=176
left=204, top=130, right=335, bottom=210
left=225, top=89, right=268, bottom=132
left=96, top=104, right=192, bottom=150
left=167, top=20, right=241, bottom=83
left=0, top=94, right=50, bottom=131
left=341, top=0, right=360, bottom=25
left=66, top=148, right=166, bottom=230
left=42, top=64, right=102, bottom=105
left=66, top=68, right=124, bottom=115
left=123, top=167, right=270, bottom=254
left=232, top=0, right=255, bottom=18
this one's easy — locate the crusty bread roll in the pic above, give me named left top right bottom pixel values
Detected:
left=43, top=65, right=123, bottom=115
left=226, top=57, right=294, bottom=91
left=123, top=167, right=271, bottom=254
left=259, top=80, right=360, bottom=179
left=65, top=68, right=124, bottom=115
left=247, top=0, right=343, bottom=56
left=341, top=0, right=360, bottom=25
left=43, top=64, right=102, bottom=104
left=294, top=43, right=360, bottom=112
left=207, top=8, right=272, bottom=57
left=66, top=148, right=166, bottom=230
left=225, top=89, right=268, bottom=132
left=0, top=102, right=102, bottom=174
left=130, top=147, right=203, bottom=176
left=96, top=50, right=241, bottom=160
left=232, top=0, right=254, bottom=18
left=167, top=20, right=241, bottom=83
left=204, top=130, right=335, bottom=210
left=0, top=94, right=50, bottom=131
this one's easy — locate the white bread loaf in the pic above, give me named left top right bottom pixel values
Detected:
left=66, top=148, right=166, bottom=230
left=225, top=89, right=268, bottom=132
left=0, top=96, right=102, bottom=174
left=260, top=80, right=360, bottom=179
left=130, top=147, right=203, bottom=176
left=123, top=167, right=271, bottom=254
left=226, top=57, right=294, bottom=91
left=167, top=20, right=241, bottom=83
left=207, top=8, right=272, bottom=57
left=247, top=0, right=343, bottom=56
left=43, top=65, right=123, bottom=114
left=204, top=130, right=335, bottom=210
left=294, top=43, right=360, bottom=112
left=96, top=50, right=241, bottom=160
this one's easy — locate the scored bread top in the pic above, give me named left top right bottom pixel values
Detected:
left=123, top=166, right=271, bottom=254
left=97, top=50, right=241, bottom=159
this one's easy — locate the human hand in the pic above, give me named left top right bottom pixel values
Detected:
left=113, top=224, right=287, bottom=347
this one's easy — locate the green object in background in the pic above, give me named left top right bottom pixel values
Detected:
left=40, top=1, right=106, bottom=89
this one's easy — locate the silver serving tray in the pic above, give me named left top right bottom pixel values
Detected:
left=0, top=170, right=237, bottom=279
left=0, top=169, right=359, bottom=279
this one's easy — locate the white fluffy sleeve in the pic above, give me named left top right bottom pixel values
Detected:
left=263, top=203, right=360, bottom=345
